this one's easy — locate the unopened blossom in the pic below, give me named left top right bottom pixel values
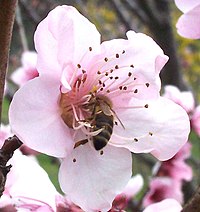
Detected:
left=143, top=198, right=182, bottom=212
left=143, top=177, right=183, bottom=207
left=9, top=5, right=190, bottom=212
left=175, top=0, right=200, bottom=39
left=163, top=85, right=195, bottom=114
left=191, top=105, right=200, bottom=136
left=11, top=51, right=39, bottom=86
left=0, top=127, right=57, bottom=211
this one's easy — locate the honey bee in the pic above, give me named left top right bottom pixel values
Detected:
left=75, top=95, right=123, bottom=150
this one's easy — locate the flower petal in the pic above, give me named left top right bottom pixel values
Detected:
left=175, top=0, right=200, bottom=13
left=9, top=76, right=73, bottom=157
left=34, top=5, right=100, bottom=77
left=176, top=5, right=200, bottom=39
left=111, top=97, right=190, bottom=161
left=59, top=143, right=132, bottom=212
left=143, top=198, right=182, bottom=212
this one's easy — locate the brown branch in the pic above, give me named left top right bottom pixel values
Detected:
left=0, top=135, right=22, bottom=197
left=182, top=186, right=200, bottom=212
left=0, top=0, right=18, bottom=122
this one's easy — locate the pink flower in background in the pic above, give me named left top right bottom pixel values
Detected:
left=143, top=198, right=182, bottom=212
left=163, top=85, right=195, bottom=114
left=175, top=0, right=200, bottom=39
left=156, top=142, right=192, bottom=182
left=0, top=128, right=58, bottom=211
left=143, top=177, right=183, bottom=207
left=191, top=105, right=200, bottom=136
left=11, top=51, right=39, bottom=86
left=9, top=5, right=190, bottom=211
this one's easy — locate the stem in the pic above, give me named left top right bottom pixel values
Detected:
left=0, top=0, right=18, bottom=122
left=0, top=135, right=22, bottom=197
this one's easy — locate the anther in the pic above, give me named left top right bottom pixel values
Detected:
left=97, top=71, right=101, bottom=75
left=144, top=104, right=149, bottom=108
left=73, top=158, right=76, bottom=163
left=123, top=86, right=127, bottom=90
left=77, top=64, right=81, bottom=68
left=128, top=72, right=132, bottom=77
left=115, top=65, right=119, bottom=69
left=110, top=69, right=114, bottom=73
left=98, top=80, right=102, bottom=85
left=89, top=47, right=92, bottom=51
left=119, top=86, right=123, bottom=90
left=116, top=54, right=119, bottom=58
left=105, top=72, right=109, bottom=76
left=107, top=90, right=110, bottom=93
left=82, top=69, right=86, bottom=74
left=104, top=57, right=108, bottom=62
left=149, top=132, right=153, bottom=136
left=110, top=76, right=113, bottom=80
left=145, top=83, right=150, bottom=87
left=100, top=150, right=104, bottom=155
left=115, top=121, right=118, bottom=125
left=100, top=88, right=104, bottom=91
left=103, top=83, right=106, bottom=87
left=130, top=65, right=134, bottom=68
left=134, top=89, right=138, bottom=93
left=134, top=138, right=138, bottom=142
left=122, top=50, right=125, bottom=54
left=115, top=76, right=119, bottom=80
left=134, top=77, right=137, bottom=80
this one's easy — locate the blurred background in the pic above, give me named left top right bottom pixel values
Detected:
left=3, top=0, right=200, bottom=210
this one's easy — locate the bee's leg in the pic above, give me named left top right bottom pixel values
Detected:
left=74, top=139, right=88, bottom=149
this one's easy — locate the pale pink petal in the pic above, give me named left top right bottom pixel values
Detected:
left=21, top=51, right=37, bottom=70
left=176, top=5, right=200, bottom=39
left=34, top=5, right=100, bottom=78
left=120, top=174, right=144, bottom=199
left=9, top=77, right=73, bottom=157
left=175, top=0, right=200, bottom=12
left=111, top=97, right=190, bottom=161
left=163, top=85, right=195, bottom=113
left=191, top=105, right=200, bottom=136
left=143, top=198, right=182, bottom=212
left=59, top=143, right=132, bottom=212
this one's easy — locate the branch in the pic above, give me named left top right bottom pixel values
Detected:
left=182, top=186, right=200, bottom=212
left=0, top=0, right=18, bottom=122
left=0, top=135, right=22, bottom=197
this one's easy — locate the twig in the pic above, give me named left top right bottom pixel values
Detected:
left=0, top=0, right=18, bottom=122
left=182, top=186, right=200, bottom=212
left=0, top=135, right=22, bottom=197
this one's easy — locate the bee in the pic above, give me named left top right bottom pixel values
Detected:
left=75, top=95, right=123, bottom=150
left=90, top=96, right=114, bottom=150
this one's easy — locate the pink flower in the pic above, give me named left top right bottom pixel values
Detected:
left=0, top=150, right=58, bottom=211
left=163, top=85, right=195, bottom=114
left=11, top=51, right=39, bottom=86
left=0, top=127, right=57, bottom=211
left=143, top=198, right=182, bottom=212
left=9, top=5, right=190, bottom=211
left=175, top=0, right=200, bottom=39
left=156, top=142, right=192, bottom=182
left=143, top=177, right=183, bottom=207
left=191, top=105, right=200, bottom=136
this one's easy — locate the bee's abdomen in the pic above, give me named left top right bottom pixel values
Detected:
left=93, top=112, right=114, bottom=150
